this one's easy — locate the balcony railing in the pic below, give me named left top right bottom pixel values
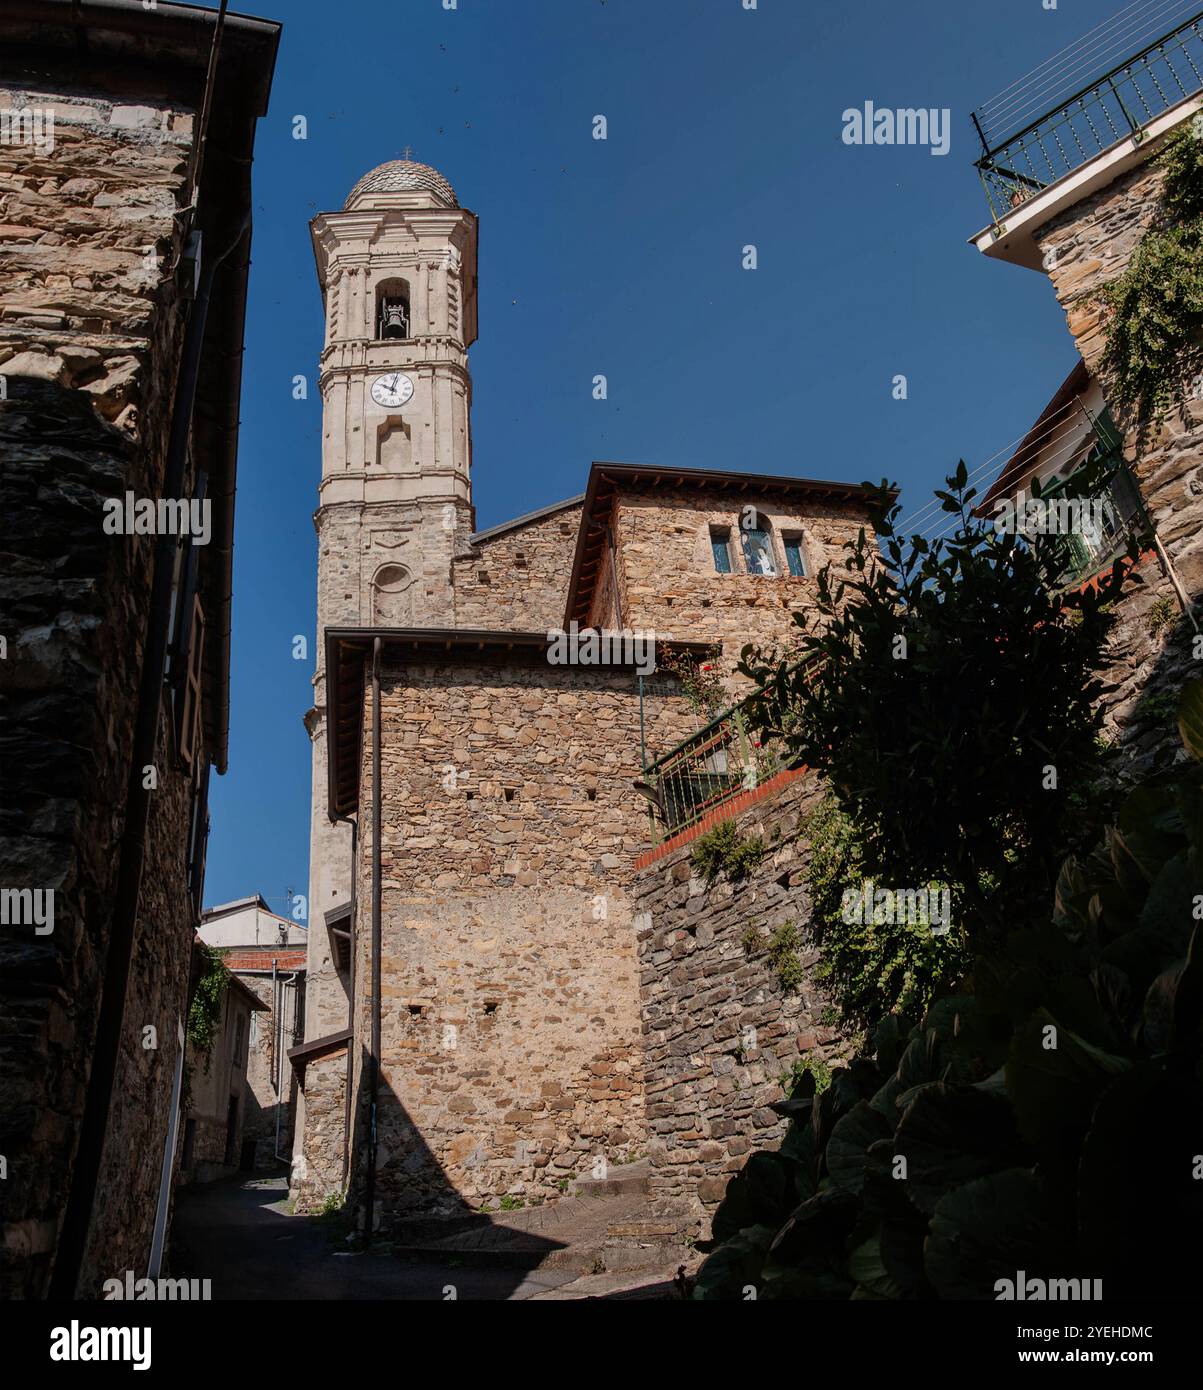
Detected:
left=972, top=8, right=1203, bottom=225
left=635, top=663, right=818, bottom=842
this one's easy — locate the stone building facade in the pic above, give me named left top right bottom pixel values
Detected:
left=293, top=158, right=878, bottom=1228
left=198, top=896, right=306, bottom=1172
left=0, top=4, right=279, bottom=1298
left=972, top=91, right=1203, bottom=781
left=178, top=964, right=266, bottom=1185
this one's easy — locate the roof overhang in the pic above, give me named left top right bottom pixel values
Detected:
left=288, top=1026, right=352, bottom=1079
left=977, top=360, right=1092, bottom=513
left=563, top=462, right=887, bottom=629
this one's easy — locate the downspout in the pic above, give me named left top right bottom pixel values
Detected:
left=334, top=813, right=358, bottom=1188
left=362, top=638, right=383, bottom=1244
left=273, top=967, right=299, bottom=1164
left=49, top=212, right=251, bottom=1300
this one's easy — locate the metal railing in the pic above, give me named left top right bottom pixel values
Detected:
left=973, top=9, right=1203, bottom=224
left=635, top=663, right=818, bottom=841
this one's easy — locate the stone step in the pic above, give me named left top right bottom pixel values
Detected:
left=568, top=1160, right=651, bottom=1198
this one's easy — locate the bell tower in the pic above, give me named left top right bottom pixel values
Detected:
left=301, top=159, right=478, bottom=1049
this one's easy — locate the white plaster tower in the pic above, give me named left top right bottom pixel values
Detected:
left=301, top=160, right=479, bottom=1047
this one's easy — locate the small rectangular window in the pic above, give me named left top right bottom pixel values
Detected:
left=742, top=527, right=777, bottom=575
left=783, top=537, right=807, bottom=577
left=710, top=528, right=733, bottom=574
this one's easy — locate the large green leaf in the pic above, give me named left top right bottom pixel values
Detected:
left=691, top=1224, right=777, bottom=1300
left=1103, top=851, right=1197, bottom=993
left=1178, top=679, right=1203, bottom=761
left=709, top=1151, right=800, bottom=1245
left=925, top=1169, right=1071, bottom=1299
left=1006, top=1008, right=1131, bottom=1153
left=826, top=1100, right=895, bottom=1195
left=894, top=1082, right=1029, bottom=1217
left=764, top=1186, right=859, bottom=1299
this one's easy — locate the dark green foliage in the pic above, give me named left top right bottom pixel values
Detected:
left=1099, top=124, right=1203, bottom=423
left=741, top=466, right=1127, bottom=947
left=691, top=819, right=765, bottom=885
left=766, top=922, right=804, bottom=992
left=187, top=944, right=228, bottom=1056
left=693, top=685, right=1203, bottom=1301
left=802, top=795, right=969, bottom=1027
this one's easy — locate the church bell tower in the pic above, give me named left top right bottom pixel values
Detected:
left=302, top=159, right=478, bottom=1042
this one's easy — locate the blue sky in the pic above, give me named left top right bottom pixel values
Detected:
left=204, top=0, right=1133, bottom=916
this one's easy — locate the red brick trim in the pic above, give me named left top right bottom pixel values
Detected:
left=634, top=767, right=812, bottom=871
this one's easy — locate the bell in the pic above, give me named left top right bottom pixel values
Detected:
left=380, top=300, right=409, bottom=339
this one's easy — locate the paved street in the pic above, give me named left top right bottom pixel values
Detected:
left=171, top=1176, right=581, bottom=1302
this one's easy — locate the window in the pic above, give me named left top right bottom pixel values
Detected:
left=783, top=536, right=807, bottom=577
left=710, top=528, right=733, bottom=574
left=376, top=280, right=411, bottom=340
left=233, top=1013, right=246, bottom=1068
left=178, top=595, right=205, bottom=771
left=741, top=526, right=777, bottom=575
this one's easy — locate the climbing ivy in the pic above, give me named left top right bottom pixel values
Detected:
left=801, top=795, right=969, bottom=1029
left=1099, top=122, right=1203, bottom=423
left=186, top=944, right=228, bottom=1057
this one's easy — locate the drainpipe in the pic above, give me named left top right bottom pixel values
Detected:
left=273, top=966, right=298, bottom=1164
left=362, top=639, right=383, bottom=1245
left=49, top=212, right=251, bottom=1300
left=333, top=813, right=358, bottom=1188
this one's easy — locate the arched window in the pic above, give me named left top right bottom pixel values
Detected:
left=376, top=278, right=411, bottom=340
left=372, top=564, right=414, bottom=626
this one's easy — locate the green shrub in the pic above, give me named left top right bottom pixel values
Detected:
left=691, top=820, right=765, bottom=885
left=694, top=683, right=1203, bottom=1302
left=802, top=795, right=968, bottom=1028
left=778, top=1056, right=832, bottom=1096
left=767, top=922, right=804, bottom=993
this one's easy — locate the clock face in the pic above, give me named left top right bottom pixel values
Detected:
left=370, top=372, right=414, bottom=409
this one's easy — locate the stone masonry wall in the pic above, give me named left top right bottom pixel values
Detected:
left=635, top=771, right=851, bottom=1224
left=595, top=487, right=876, bottom=692
left=452, top=502, right=583, bottom=631
left=1032, top=133, right=1203, bottom=771
left=343, top=658, right=692, bottom=1222
left=0, top=79, right=199, bottom=1297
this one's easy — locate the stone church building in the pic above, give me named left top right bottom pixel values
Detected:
left=289, top=159, right=877, bottom=1228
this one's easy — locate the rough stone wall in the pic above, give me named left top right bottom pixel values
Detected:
left=343, top=658, right=692, bottom=1222
left=293, top=1051, right=348, bottom=1209
left=1032, top=137, right=1203, bottom=771
left=236, top=969, right=303, bottom=1170
left=451, top=502, right=583, bottom=631
left=594, top=487, right=875, bottom=690
left=635, top=772, right=850, bottom=1224
left=178, top=988, right=254, bottom=1184
left=0, top=80, right=199, bottom=1298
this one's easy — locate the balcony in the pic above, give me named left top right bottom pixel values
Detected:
left=972, top=7, right=1203, bottom=229
left=634, top=664, right=818, bottom=844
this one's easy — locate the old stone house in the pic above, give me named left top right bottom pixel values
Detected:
left=177, top=947, right=267, bottom=1185
left=198, top=896, right=306, bottom=1172
left=289, top=157, right=879, bottom=1229
left=0, top=2, right=279, bottom=1298
left=970, top=25, right=1203, bottom=775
